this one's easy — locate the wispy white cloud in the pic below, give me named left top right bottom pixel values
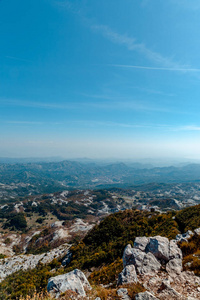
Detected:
left=0, top=97, right=182, bottom=114
left=142, top=0, right=200, bottom=10
left=70, top=120, right=148, bottom=128
left=1, top=118, right=173, bottom=130
left=54, top=0, right=200, bottom=74
left=66, top=120, right=173, bottom=130
left=91, top=101, right=171, bottom=113
left=132, top=87, right=175, bottom=97
left=5, top=56, right=33, bottom=63
left=91, top=24, right=188, bottom=70
left=3, top=120, right=62, bottom=125
left=170, top=0, right=200, bottom=10
left=54, top=1, right=193, bottom=71
left=5, top=121, right=44, bottom=125
left=71, top=120, right=200, bottom=132
left=54, top=0, right=81, bottom=14
left=175, top=125, right=200, bottom=131
left=0, top=98, right=76, bottom=110
left=110, top=64, right=200, bottom=73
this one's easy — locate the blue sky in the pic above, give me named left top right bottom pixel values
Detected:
left=1, top=0, right=200, bottom=159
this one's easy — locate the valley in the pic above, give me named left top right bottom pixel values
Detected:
left=1, top=161, right=200, bottom=299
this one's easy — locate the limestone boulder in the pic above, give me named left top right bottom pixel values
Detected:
left=47, top=269, right=91, bottom=298
left=145, top=236, right=170, bottom=262
left=118, top=264, right=137, bottom=285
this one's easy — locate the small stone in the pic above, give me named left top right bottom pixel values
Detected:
left=117, top=288, right=131, bottom=300
left=135, top=291, right=159, bottom=300
left=160, top=278, right=171, bottom=290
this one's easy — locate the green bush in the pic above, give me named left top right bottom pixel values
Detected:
left=4, top=213, right=27, bottom=231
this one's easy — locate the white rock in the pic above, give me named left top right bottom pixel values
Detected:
left=51, top=221, right=64, bottom=228
left=135, top=291, right=158, bottom=300
left=117, top=288, right=131, bottom=300
left=194, top=228, right=200, bottom=235
left=145, top=236, right=170, bottom=262
left=123, top=246, right=145, bottom=268
left=62, top=251, right=72, bottom=266
left=0, top=243, right=70, bottom=282
left=169, top=239, right=182, bottom=260
left=47, top=269, right=91, bottom=298
left=139, top=252, right=161, bottom=275
left=166, top=258, right=182, bottom=275
left=134, top=237, right=149, bottom=252
left=176, top=230, right=194, bottom=243
left=118, top=265, right=137, bottom=285
left=52, top=228, right=69, bottom=241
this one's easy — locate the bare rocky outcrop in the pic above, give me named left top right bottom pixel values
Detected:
left=0, top=243, right=70, bottom=282
left=47, top=269, right=91, bottom=298
left=122, top=236, right=181, bottom=277
left=118, top=234, right=200, bottom=300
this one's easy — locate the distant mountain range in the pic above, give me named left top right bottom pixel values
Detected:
left=1, top=160, right=200, bottom=197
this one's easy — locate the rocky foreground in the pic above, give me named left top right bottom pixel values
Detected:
left=46, top=229, right=200, bottom=299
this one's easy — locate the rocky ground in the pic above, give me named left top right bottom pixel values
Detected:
left=1, top=185, right=200, bottom=259
left=0, top=243, right=70, bottom=282
left=45, top=228, right=200, bottom=299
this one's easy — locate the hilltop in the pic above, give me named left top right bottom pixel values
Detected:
left=0, top=204, right=200, bottom=299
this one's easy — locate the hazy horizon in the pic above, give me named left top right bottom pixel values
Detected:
left=1, top=1, right=200, bottom=159
left=1, top=155, right=200, bottom=168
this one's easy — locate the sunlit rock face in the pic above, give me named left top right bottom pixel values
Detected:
left=47, top=269, right=91, bottom=298
left=119, top=234, right=200, bottom=299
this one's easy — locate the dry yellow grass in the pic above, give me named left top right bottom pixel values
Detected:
left=19, top=293, right=53, bottom=300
